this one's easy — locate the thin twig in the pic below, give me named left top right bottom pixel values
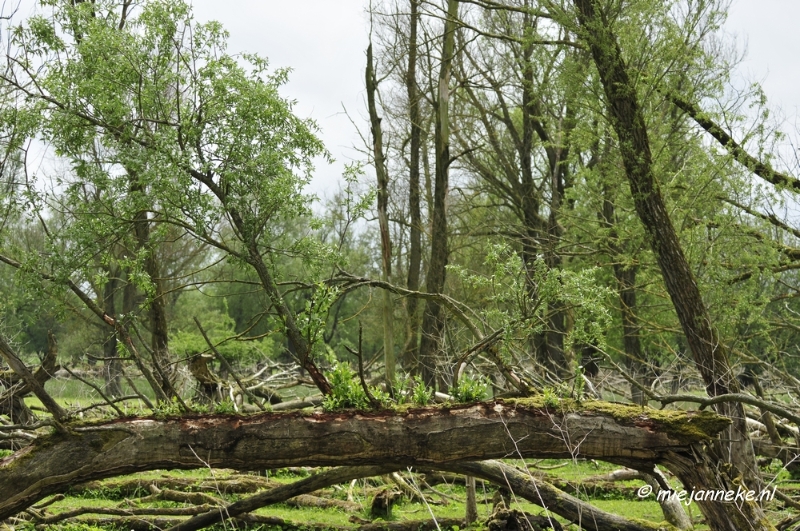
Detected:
left=62, top=366, right=125, bottom=417
left=346, top=323, right=381, bottom=409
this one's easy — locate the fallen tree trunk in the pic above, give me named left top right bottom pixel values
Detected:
left=0, top=399, right=728, bottom=520
left=69, top=475, right=278, bottom=497
left=286, top=494, right=362, bottom=512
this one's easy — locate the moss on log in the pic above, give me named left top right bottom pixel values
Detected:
left=0, top=399, right=728, bottom=520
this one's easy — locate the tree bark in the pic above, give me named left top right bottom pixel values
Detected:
left=442, top=460, right=659, bottom=531
left=0, top=335, right=59, bottom=425
left=599, top=184, right=649, bottom=405
left=572, top=0, right=768, bottom=528
left=0, top=399, right=727, bottom=520
left=404, top=0, right=423, bottom=372
left=541, top=107, right=573, bottom=378
left=642, top=467, right=693, bottom=530
left=366, top=42, right=396, bottom=388
left=0, top=335, right=66, bottom=425
left=418, top=0, right=459, bottom=388
left=168, top=465, right=401, bottom=531
left=464, top=475, right=478, bottom=524
left=102, top=271, right=123, bottom=398
left=129, top=171, right=174, bottom=400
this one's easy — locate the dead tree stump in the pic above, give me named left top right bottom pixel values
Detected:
left=370, top=488, right=401, bottom=519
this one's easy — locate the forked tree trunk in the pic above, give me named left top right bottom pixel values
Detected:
left=366, top=42, right=396, bottom=388
left=418, top=0, right=459, bottom=388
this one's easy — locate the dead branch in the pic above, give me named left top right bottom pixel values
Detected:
left=441, top=460, right=658, bottom=531
left=166, top=465, right=402, bottom=531
left=194, top=317, right=267, bottom=410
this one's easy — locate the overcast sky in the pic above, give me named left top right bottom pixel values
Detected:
left=7, top=1, right=796, bottom=197
left=726, top=1, right=800, bottom=119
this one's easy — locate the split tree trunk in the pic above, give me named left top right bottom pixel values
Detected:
left=366, top=42, right=396, bottom=388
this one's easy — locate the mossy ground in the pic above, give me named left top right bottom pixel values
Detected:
left=10, top=451, right=799, bottom=531
left=8, top=460, right=733, bottom=531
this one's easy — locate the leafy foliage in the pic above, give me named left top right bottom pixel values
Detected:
left=451, top=374, right=488, bottom=403
left=321, top=362, right=373, bottom=411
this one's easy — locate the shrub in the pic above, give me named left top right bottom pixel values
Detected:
left=451, top=375, right=488, bottom=403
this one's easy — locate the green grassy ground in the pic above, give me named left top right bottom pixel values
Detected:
left=18, top=461, right=702, bottom=531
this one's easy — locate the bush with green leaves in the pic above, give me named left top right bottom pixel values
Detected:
left=153, top=397, right=183, bottom=418
left=392, top=374, right=433, bottom=406
left=542, top=387, right=560, bottom=408
left=214, top=399, right=238, bottom=414
left=411, top=376, right=433, bottom=406
left=451, top=374, right=488, bottom=403
left=322, top=362, right=371, bottom=411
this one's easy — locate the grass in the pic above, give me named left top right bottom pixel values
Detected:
left=15, top=450, right=797, bottom=531
left=28, top=463, right=700, bottom=531
left=24, top=376, right=156, bottom=413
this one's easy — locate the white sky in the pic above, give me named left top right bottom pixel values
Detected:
left=726, top=0, right=800, bottom=122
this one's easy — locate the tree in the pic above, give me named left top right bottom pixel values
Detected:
left=0, top=0, right=336, bottom=397
left=0, top=397, right=729, bottom=521
left=407, top=0, right=459, bottom=389
left=571, top=0, right=767, bottom=527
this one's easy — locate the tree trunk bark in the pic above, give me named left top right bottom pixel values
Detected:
left=0, top=335, right=66, bottom=425
left=442, top=460, right=659, bottom=531
left=0, top=399, right=727, bottom=520
left=404, top=0, right=423, bottom=373
left=418, top=0, right=459, bottom=388
left=366, top=42, right=396, bottom=388
left=642, top=467, right=693, bottom=530
left=599, top=181, right=651, bottom=403
left=465, top=475, right=478, bottom=524
left=572, top=0, right=768, bottom=528
left=0, top=336, right=59, bottom=426
left=102, top=271, right=123, bottom=398
left=129, top=171, right=175, bottom=400
left=168, top=465, right=402, bottom=531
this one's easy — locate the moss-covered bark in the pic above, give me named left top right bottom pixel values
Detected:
left=0, top=399, right=727, bottom=521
